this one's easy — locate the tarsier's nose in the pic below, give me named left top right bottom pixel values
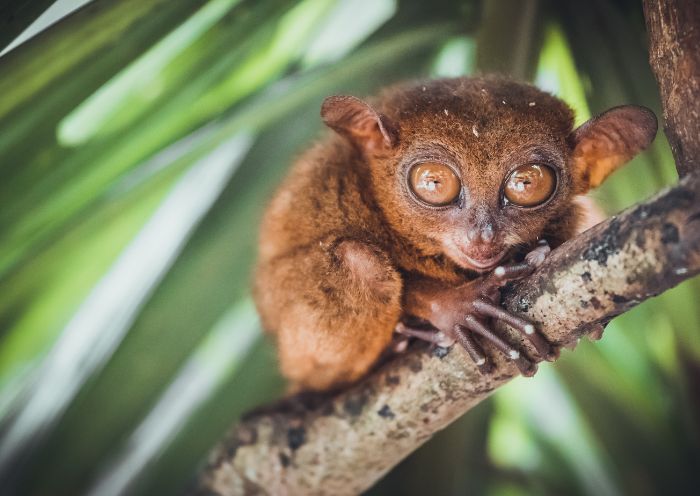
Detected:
left=466, top=223, right=495, bottom=244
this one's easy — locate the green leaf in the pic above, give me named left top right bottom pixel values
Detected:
left=0, top=133, right=254, bottom=479
left=0, top=0, right=208, bottom=128
left=0, top=0, right=57, bottom=51
left=85, top=300, right=263, bottom=496
left=0, top=0, right=342, bottom=291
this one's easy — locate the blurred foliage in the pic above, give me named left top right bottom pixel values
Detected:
left=0, top=0, right=698, bottom=495
left=0, top=0, right=57, bottom=51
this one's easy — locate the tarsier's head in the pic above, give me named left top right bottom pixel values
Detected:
left=321, top=77, right=657, bottom=272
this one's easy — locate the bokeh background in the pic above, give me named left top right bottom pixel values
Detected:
left=1, top=0, right=699, bottom=494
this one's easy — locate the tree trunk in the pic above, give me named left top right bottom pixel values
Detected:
left=644, top=0, right=700, bottom=177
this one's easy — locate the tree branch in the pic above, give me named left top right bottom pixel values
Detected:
left=192, top=173, right=700, bottom=496
left=643, top=0, right=700, bottom=177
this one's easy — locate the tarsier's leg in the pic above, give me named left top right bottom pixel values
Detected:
left=399, top=242, right=554, bottom=375
left=254, top=239, right=402, bottom=391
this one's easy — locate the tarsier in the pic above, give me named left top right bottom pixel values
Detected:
left=254, top=77, right=657, bottom=391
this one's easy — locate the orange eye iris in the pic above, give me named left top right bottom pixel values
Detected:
left=504, top=164, right=556, bottom=207
left=409, top=162, right=461, bottom=206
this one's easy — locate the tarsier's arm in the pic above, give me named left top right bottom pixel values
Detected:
left=255, top=78, right=657, bottom=392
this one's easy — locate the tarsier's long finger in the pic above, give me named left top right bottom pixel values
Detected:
left=464, top=315, right=520, bottom=360
left=492, top=240, right=552, bottom=283
left=453, top=324, right=490, bottom=372
left=463, top=315, right=536, bottom=375
left=492, top=262, right=532, bottom=281
left=473, top=299, right=554, bottom=360
left=390, top=335, right=410, bottom=353
left=395, top=322, right=454, bottom=347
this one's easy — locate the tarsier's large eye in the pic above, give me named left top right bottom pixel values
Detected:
left=503, top=164, right=557, bottom=207
left=408, top=162, right=461, bottom=206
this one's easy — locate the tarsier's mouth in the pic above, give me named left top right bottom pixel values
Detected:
left=461, top=249, right=508, bottom=271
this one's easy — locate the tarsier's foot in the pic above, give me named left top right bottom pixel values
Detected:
left=395, top=241, right=555, bottom=376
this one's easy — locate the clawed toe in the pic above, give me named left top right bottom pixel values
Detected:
left=453, top=320, right=536, bottom=375
left=452, top=324, right=491, bottom=372
left=395, top=322, right=455, bottom=347
left=462, top=316, right=522, bottom=361
left=390, top=335, right=410, bottom=353
left=493, top=262, right=532, bottom=281
left=491, top=240, right=551, bottom=283
left=472, top=299, right=553, bottom=360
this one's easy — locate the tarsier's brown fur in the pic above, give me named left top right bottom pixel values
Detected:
left=254, top=76, right=657, bottom=391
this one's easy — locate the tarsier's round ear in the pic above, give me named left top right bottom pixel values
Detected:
left=321, top=95, right=398, bottom=152
left=570, top=105, right=658, bottom=194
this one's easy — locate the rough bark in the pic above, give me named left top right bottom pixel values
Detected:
left=644, top=0, right=700, bottom=177
left=193, top=173, right=700, bottom=496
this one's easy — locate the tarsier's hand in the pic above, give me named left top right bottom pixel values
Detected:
left=395, top=241, right=555, bottom=375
